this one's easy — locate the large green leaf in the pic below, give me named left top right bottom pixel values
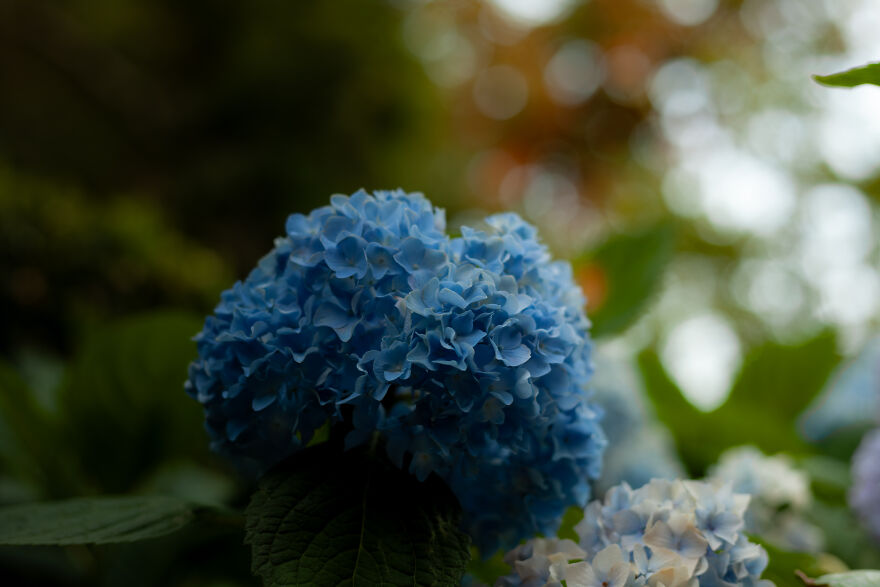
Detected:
left=753, top=537, right=826, bottom=587
left=814, top=63, right=880, bottom=88
left=638, top=350, right=724, bottom=474
left=245, top=442, right=471, bottom=587
left=727, top=332, right=839, bottom=422
left=639, top=332, right=840, bottom=474
left=807, top=502, right=880, bottom=570
left=583, top=224, right=676, bottom=338
left=798, top=455, right=851, bottom=505
left=0, top=495, right=209, bottom=545
left=812, top=571, right=880, bottom=587
left=57, top=311, right=208, bottom=494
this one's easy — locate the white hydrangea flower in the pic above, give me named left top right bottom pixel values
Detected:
left=566, top=545, right=633, bottom=587
left=497, top=479, right=773, bottom=587
left=709, top=447, right=809, bottom=509
left=707, top=446, right=823, bottom=552
left=501, top=538, right=587, bottom=587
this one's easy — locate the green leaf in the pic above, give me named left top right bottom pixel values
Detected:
left=0, top=362, right=52, bottom=482
left=135, top=461, right=237, bottom=506
left=807, top=501, right=880, bottom=570
left=639, top=332, right=840, bottom=475
left=583, top=224, right=675, bottom=338
left=245, top=442, right=471, bottom=587
left=556, top=505, right=585, bottom=543
left=638, top=350, right=721, bottom=475
left=753, top=536, right=826, bottom=587
left=798, top=456, right=851, bottom=505
left=813, top=571, right=880, bottom=587
left=0, top=361, right=81, bottom=496
left=466, top=548, right=509, bottom=585
left=726, top=332, right=839, bottom=422
left=814, top=63, right=880, bottom=88
left=57, top=311, right=208, bottom=494
left=813, top=423, right=876, bottom=463
left=0, top=496, right=205, bottom=545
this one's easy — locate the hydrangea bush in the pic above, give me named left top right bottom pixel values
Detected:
left=851, top=428, right=880, bottom=542
left=498, top=479, right=772, bottom=587
left=185, top=189, right=605, bottom=551
left=708, top=446, right=823, bottom=553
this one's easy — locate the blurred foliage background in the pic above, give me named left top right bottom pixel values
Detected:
left=2, top=0, right=880, bottom=585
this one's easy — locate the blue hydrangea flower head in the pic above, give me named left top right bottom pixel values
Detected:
left=851, top=428, right=880, bottom=542
left=186, top=189, right=604, bottom=552
left=498, top=479, right=773, bottom=587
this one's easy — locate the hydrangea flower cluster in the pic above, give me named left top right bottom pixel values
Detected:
left=498, top=479, right=772, bottom=587
left=707, top=446, right=822, bottom=553
left=851, top=428, right=880, bottom=542
left=185, top=189, right=605, bottom=552
left=590, top=349, right=683, bottom=493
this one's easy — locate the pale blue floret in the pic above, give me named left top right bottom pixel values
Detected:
left=185, top=189, right=604, bottom=553
left=323, top=235, right=369, bottom=279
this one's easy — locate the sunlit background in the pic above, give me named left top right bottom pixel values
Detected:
left=396, top=0, right=880, bottom=412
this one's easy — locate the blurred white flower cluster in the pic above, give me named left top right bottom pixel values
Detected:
left=497, top=479, right=772, bottom=587
left=708, top=446, right=823, bottom=553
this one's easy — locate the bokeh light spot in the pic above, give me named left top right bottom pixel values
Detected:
left=488, top=0, right=580, bottom=27
left=662, top=314, right=741, bottom=411
left=658, top=0, right=719, bottom=26
left=473, top=65, right=529, bottom=120
left=544, top=40, right=605, bottom=106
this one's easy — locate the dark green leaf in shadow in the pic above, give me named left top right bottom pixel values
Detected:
left=135, top=461, right=237, bottom=506
left=245, top=442, right=471, bottom=587
left=57, top=311, right=208, bottom=494
left=0, top=361, right=80, bottom=495
left=813, top=424, right=876, bottom=463
left=0, top=495, right=218, bottom=545
left=814, top=63, right=880, bottom=88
